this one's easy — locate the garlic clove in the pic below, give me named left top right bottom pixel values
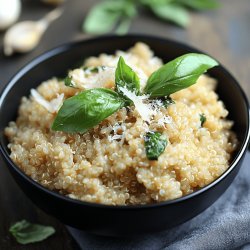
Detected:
left=4, top=22, right=44, bottom=56
left=0, top=0, right=21, bottom=31
left=3, top=8, right=63, bottom=56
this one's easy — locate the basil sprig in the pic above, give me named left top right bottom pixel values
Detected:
left=9, top=220, right=55, bottom=245
left=144, top=131, right=168, bottom=160
left=115, top=56, right=140, bottom=99
left=83, top=0, right=219, bottom=34
left=162, top=96, right=175, bottom=108
left=53, top=53, right=217, bottom=134
left=144, top=53, right=218, bottom=97
left=52, top=88, right=125, bottom=133
left=52, top=53, right=218, bottom=160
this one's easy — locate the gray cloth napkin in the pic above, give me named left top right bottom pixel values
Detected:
left=67, top=151, right=250, bottom=250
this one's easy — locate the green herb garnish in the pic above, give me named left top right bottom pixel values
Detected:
left=115, top=56, right=140, bottom=99
left=54, top=53, right=217, bottom=134
left=144, top=53, right=218, bottom=97
left=144, top=131, right=168, bottom=160
left=9, top=220, right=55, bottom=245
left=82, top=0, right=219, bottom=34
left=200, top=113, right=206, bottom=127
left=176, top=0, right=219, bottom=10
left=162, top=96, right=175, bottom=108
left=52, top=88, right=125, bottom=133
left=53, top=53, right=218, bottom=159
left=64, top=75, right=75, bottom=88
left=82, top=66, right=105, bottom=73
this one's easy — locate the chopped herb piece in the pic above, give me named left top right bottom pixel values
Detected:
left=162, top=96, right=175, bottom=108
left=200, top=113, right=206, bottom=127
left=144, top=131, right=168, bottom=160
left=9, top=220, right=55, bottom=245
left=82, top=66, right=105, bottom=73
left=149, top=3, right=189, bottom=28
left=64, top=76, right=75, bottom=88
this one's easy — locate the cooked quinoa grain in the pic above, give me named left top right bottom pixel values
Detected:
left=5, top=43, right=238, bottom=205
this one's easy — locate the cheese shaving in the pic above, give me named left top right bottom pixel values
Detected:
left=107, top=122, right=126, bottom=144
left=31, top=89, right=64, bottom=113
left=69, top=66, right=115, bottom=89
left=118, top=87, right=153, bottom=122
left=157, top=116, right=172, bottom=127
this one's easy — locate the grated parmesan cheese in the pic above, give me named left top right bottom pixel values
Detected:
left=157, top=116, right=172, bottom=127
left=31, top=89, right=64, bottom=113
left=118, top=87, right=173, bottom=127
left=107, top=122, right=126, bottom=143
left=69, top=66, right=115, bottom=90
left=118, top=87, right=153, bottom=122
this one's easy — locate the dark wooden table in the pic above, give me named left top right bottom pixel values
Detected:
left=0, top=0, right=249, bottom=249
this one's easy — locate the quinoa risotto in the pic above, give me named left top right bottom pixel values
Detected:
left=5, top=43, right=238, bottom=205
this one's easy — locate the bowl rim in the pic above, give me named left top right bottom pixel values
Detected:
left=0, top=34, right=249, bottom=210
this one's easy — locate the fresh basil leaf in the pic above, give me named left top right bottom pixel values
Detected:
left=176, top=0, right=219, bottom=10
left=144, top=131, right=167, bottom=160
left=200, top=113, right=206, bottom=127
left=150, top=3, right=189, bottom=27
left=64, top=76, right=75, bottom=88
left=115, top=56, right=140, bottom=98
left=83, top=1, right=124, bottom=34
left=145, top=53, right=218, bottom=97
left=9, top=220, right=55, bottom=245
left=162, top=96, right=175, bottom=108
left=52, top=88, right=125, bottom=133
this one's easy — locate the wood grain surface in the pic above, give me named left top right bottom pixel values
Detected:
left=0, top=0, right=249, bottom=249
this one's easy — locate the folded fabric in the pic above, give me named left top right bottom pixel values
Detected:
left=68, top=152, right=250, bottom=250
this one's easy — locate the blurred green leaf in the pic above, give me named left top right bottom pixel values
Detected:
left=123, top=0, right=137, bottom=17
left=115, top=17, right=132, bottom=35
left=115, top=1, right=137, bottom=34
left=150, top=3, right=189, bottom=27
left=175, top=0, right=219, bottom=10
left=83, top=1, right=125, bottom=34
left=83, top=0, right=219, bottom=35
left=140, top=0, right=172, bottom=6
left=83, top=0, right=137, bottom=35
left=9, top=220, right=55, bottom=245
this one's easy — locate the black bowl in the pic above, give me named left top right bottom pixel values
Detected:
left=0, top=35, right=249, bottom=237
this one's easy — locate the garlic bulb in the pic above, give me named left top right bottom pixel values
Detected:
left=3, top=8, right=63, bottom=56
left=0, top=0, right=21, bottom=30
